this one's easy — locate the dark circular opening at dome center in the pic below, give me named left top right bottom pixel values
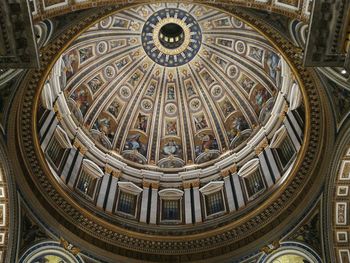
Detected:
left=161, top=23, right=183, bottom=38
left=159, top=23, right=184, bottom=49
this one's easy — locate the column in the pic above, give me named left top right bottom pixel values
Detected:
left=39, top=110, right=55, bottom=138
left=231, top=173, right=245, bottom=208
left=264, top=147, right=281, bottom=181
left=40, top=115, right=58, bottom=151
left=105, top=171, right=120, bottom=213
left=284, top=119, right=301, bottom=151
left=221, top=171, right=235, bottom=212
left=192, top=181, right=202, bottom=223
left=149, top=183, right=158, bottom=224
left=96, top=167, right=113, bottom=209
left=61, top=148, right=77, bottom=183
left=67, top=142, right=86, bottom=189
left=258, top=152, right=274, bottom=187
left=139, top=182, right=150, bottom=223
left=183, top=184, right=192, bottom=224
left=288, top=110, right=303, bottom=139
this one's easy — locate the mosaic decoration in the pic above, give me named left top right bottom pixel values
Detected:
left=248, top=46, right=265, bottom=64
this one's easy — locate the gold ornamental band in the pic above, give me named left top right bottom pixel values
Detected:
left=152, top=17, right=191, bottom=56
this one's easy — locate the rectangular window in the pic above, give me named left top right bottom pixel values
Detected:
left=76, top=169, right=98, bottom=199
left=294, top=107, right=305, bottom=128
left=275, top=135, right=296, bottom=170
left=162, top=199, right=180, bottom=220
left=46, top=137, right=67, bottom=170
left=117, top=191, right=137, bottom=216
left=244, top=169, right=265, bottom=198
left=205, top=191, right=224, bottom=216
left=38, top=104, right=50, bottom=129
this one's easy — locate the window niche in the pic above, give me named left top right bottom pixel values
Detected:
left=270, top=126, right=296, bottom=171
left=75, top=159, right=103, bottom=201
left=158, top=189, right=184, bottom=223
left=116, top=182, right=143, bottom=218
left=39, top=82, right=54, bottom=128
left=199, top=181, right=226, bottom=218
left=239, top=159, right=266, bottom=201
left=45, top=126, right=71, bottom=172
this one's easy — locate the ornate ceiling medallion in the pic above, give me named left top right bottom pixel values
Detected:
left=142, top=8, right=202, bottom=67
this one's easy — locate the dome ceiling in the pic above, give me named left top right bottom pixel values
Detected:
left=16, top=2, right=327, bottom=261
left=57, top=3, right=290, bottom=171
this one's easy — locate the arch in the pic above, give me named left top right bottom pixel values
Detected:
left=260, top=242, right=322, bottom=263
left=19, top=240, right=85, bottom=263
left=323, top=119, right=350, bottom=262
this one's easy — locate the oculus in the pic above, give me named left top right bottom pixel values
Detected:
left=142, top=8, right=202, bottom=67
left=159, top=23, right=185, bottom=49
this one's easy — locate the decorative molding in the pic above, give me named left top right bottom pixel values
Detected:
left=158, top=188, right=184, bottom=199
left=238, top=158, right=261, bottom=177
left=60, top=237, right=81, bottom=255
left=255, top=138, right=269, bottom=155
left=199, top=181, right=224, bottom=195
left=117, top=182, right=143, bottom=195
left=183, top=179, right=200, bottom=189
left=260, top=240, right=280, bottom=254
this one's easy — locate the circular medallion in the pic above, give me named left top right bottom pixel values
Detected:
left=211, top=85, right=223, bottom=98
left=100, top=17, right=112, bottom=28
left=119, top=86, right=131, bottom=100
left=190, top=98, right=202, bottom=112
left=165, top=103, right=177, bottom=115
left=141, top=99, right=153, bottom=112
left=235, top=40, right=246, bottom=54
left=96, top=41, right=108, bottom=54
left=227, top=64, right=239, bottom=79
left=232, top=17, right=243, bottom=28
left=104, top=65, right=116, bottom=79
left=142, top=8, right=202, bottom=67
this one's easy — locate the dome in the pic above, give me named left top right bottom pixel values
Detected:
left=43, top=4, right=302, bottom=174
left=5, top=0, right=348, bottom=261
left=30, top=2, right=310, bottom=260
